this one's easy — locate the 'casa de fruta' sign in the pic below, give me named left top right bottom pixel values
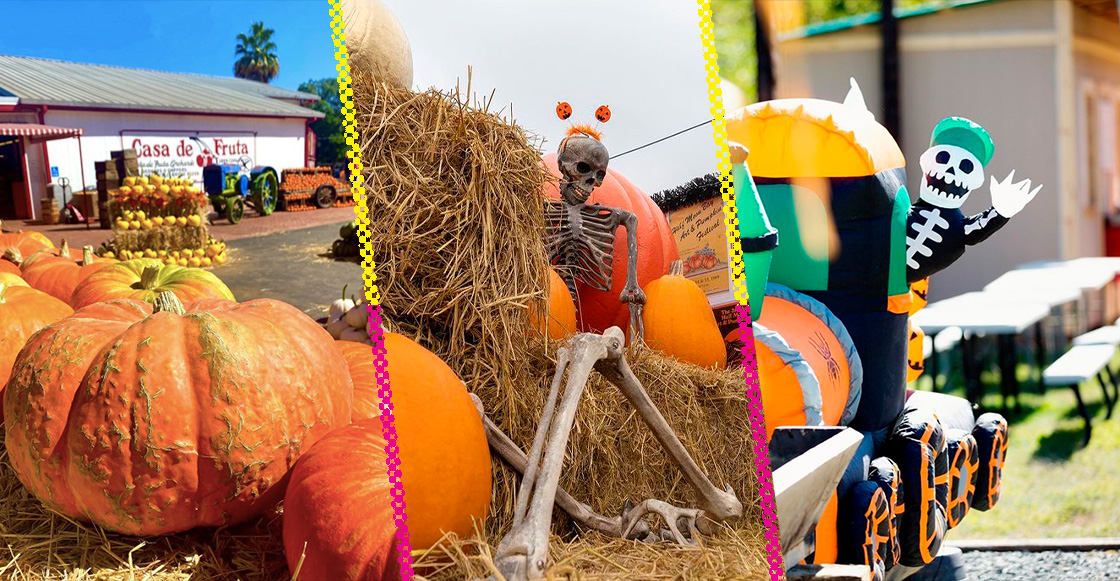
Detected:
left=125, top=134, right=255, bottom=183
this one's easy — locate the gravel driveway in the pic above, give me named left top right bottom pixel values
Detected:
left=962, top=550, right=1120, bottom=580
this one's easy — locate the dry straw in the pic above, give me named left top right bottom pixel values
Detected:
left=355, top=72, right=767, bottom=577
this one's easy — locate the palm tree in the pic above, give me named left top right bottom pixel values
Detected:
left=234, top=22, right=279, bottom=83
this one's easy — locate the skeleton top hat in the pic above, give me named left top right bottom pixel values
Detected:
left=918, top=117, right=994, bottom=210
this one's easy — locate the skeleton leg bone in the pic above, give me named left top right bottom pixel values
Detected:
left=490, top=328, right=741, bottom=581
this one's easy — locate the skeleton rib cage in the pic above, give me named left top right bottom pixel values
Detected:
left=545, top=200, right=622, bottom=301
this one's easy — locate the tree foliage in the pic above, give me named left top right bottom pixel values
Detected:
left=234, top=22, right=280, bottom=84
left=299, top=78, right=345, bottom=166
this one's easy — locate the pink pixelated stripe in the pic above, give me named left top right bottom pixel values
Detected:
left=736, top=304, right=785, bottom=578
left=366, top=304, right=416, bottom=578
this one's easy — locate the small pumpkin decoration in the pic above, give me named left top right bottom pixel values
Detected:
left=283, top=419, right=403, bottom=581
left=4, top=292, right=353, bottom=535
left=70, top=258, right=234, bottom=309
left=641, top=260, right=727, bottom=369
left=528, top=266, right=577, bottom=340
left=0, top=282, right=74, bottom=398
left=337, top=340, right=380, bottom=421
left=541, top=153, right=679, bottom=333
left=907, top=321, right=926, bottom=383
left=22, top=245, right=111, bottom=304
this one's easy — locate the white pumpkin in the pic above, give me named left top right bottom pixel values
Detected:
left=344, top=305, right=367, bottom=329
left=341, top=0, right=413, bottom=89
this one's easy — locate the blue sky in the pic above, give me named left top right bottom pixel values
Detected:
left=0, top=1, right=336, bottom=91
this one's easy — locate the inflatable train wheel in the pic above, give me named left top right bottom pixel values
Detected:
left=754, top=283, right=864, bottom=442
left=887, top=407, right=949, bottom=568
left=972, top=413, right=1009, bottom=512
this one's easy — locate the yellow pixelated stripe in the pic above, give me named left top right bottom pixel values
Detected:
left=696, top=2, right=784, bottom=578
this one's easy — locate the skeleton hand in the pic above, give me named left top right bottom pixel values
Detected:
left=619, top=285, right=646, bottom=306
left=990, top=170, right=1041, bottom=218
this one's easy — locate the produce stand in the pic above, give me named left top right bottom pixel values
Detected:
left=278, top=167, right=353, bottom=212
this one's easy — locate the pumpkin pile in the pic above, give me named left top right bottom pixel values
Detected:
left=103, top=172, right=213, bottom=263
left=324, top=285, right=375, bottom=345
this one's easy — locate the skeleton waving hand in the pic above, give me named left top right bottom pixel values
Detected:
left=906, top=117, right=1041, bottom=283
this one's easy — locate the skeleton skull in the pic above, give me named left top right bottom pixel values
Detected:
left=919, top=144, right=984, bottom=209
left=557, top=134, right=609, bottom=204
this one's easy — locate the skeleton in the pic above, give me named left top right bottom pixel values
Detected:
left=545, top=132, right=646, bottom=341
left=474, top=327, right=744, bottom=581
left=905, top=126, right=1041, bottom=284
left=461, top=131, right=742, bottom=581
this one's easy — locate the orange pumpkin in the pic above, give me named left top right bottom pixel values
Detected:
left=0, top=259, right=19, bottom=276
left=283, top=419, right=403, bottom=581
left=18, top=239, right=80, bottom=272
left=383, top=332, right=491, bottom=549
left=337, top=340, right=380, bottom=421
left=907, top=322, right=926, bottom=383
left=4, top=293, right=353, bottom=535
left=529, top=267, right=578, bottom=340
left=0, top=231, right=52, bottom=258
left=641, top=261, right=726, bottom=369
left=542, top=154, right=679, bottom=333
left=0, top=282, right=74, bottom=399
left=22, top=246, right=110, bottom=304
left=71, top=259, right=234, bottom=309
left=0, top=272, right=27, bottom=288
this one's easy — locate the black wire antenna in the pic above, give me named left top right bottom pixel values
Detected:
left=609, top=118, right=715, bottom=160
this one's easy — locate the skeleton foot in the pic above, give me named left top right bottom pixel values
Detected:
left=621, top=499, right=704, bottom=546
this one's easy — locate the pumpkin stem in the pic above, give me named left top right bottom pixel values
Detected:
left=153, top=291, right=186, bottom=315
left=59, top=239, right=70, bottom=257
left=81, top=246, right=95, bottom=266
left=669, top=260, right=683, bottom=277
left=341, top=283, right=349, bottom=302
left=3, top=248, right=23, bottom=266
left=139, top=265, right=162, bottom=290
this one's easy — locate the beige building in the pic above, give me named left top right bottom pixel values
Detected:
left=767, top=0, right=1120, bottom=300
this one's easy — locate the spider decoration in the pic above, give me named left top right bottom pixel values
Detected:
left=808, top=331, right=842, bottom=386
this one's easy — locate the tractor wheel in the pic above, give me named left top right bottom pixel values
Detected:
left=212, top=198, right=225, bottom=218
left=314, top=185, right=337, bottom=209
left=254, top=171, right=279, bottom=216
left=226, top=198, right=245, bottom=224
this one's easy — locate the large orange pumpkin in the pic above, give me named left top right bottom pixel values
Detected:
left=283, top=419, right=403, bottom=581
left=529, top=267, right=578, bottom=340
left=0, top=282, right=73, bottom=396
left=641, top=261, right=726, bottom=369
left=22, top=246, right=110, bottom=304
left=337, top=340, right=380, bottom=421
left=542, top=153, right=678, bottom=333
left=0, top=259, right=19, bottom=276
left=71, top=259, right=234, bottom=309
left=0, top=231, right=52, bottom=258
left=0, top=272, right=27, bottom=287
left=382, top=332, right=491, bottom=549
left=3, top=293, right=353, bottom=535
left=17, top=239, right=81, bottom=272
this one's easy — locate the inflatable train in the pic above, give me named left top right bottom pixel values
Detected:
left=729, top=84, right=1009, bottom=578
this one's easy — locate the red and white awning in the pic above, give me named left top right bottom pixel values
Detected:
left=0, top=123, right=83, bottom=143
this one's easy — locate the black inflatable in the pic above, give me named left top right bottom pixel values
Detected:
left=868, top=456, right=903, bottom=570
left=887, top=408, right=947, bottom=567
left=972, top=413, right=1009, bottom=511
left=945, top=429, right=979, bottom=528
left=838, top=480, right=890, bottom=581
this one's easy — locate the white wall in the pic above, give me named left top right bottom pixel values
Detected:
left=40, top=109, right=308, bottom=217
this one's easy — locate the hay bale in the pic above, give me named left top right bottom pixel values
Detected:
left=353, top=71, right=762, bottom=543
left=355, top=69, right=553, bottom=398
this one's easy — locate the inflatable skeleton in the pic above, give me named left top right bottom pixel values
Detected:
left=906, top=118, right=1041, bottom=283
left=469, top=121, right=743, bottom=581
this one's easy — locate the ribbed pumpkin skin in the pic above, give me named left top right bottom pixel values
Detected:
left=382, top=332, right=492, bottom=549
left=641, top=272, right=727, bottom=369
left=0, top=284, right=74, bottom=396
left=0, top=232, right=52, bottom=257
left=541, top=154, right=679, bottom=333
left=3, top=297, right=353, bottom=535
left=529, top=267, right=577, bottom=340
left=71, top=259, right=234, bottom=309
left=0, top=272, right=27, bottom=287
left=0, top=260, right=19, bottom=276
left=22, top=257, right=108, bottom=304
left=337, top=340, right=380, bottom=421
left=283, top=419, right=402, bottom=581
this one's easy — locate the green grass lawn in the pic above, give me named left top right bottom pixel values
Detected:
left=919, top=358, right=1120, bottom=540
